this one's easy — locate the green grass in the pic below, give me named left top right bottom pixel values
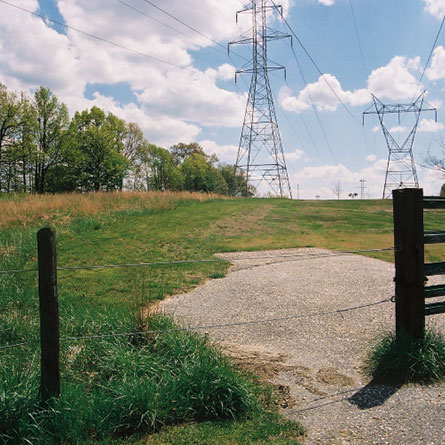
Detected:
left=1, top=194, right=444, bottom=443
left=366, top=329, right=445, bottom=384
left=1, top=316, right=275, bottom=444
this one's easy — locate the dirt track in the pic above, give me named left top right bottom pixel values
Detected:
left=162, top=249, right=445, bottom=445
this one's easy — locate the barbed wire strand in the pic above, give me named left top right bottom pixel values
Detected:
left=0, top=297, right=392, bottom=351
left=0, top=247, right=395, bottom=276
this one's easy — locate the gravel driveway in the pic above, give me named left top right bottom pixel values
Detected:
left=161, top=248, right=445, bottom=445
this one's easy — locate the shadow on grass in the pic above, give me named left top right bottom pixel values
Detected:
left=348, top=380, right=401, bottom=410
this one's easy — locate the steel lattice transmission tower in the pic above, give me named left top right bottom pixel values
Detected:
left=229, top=0, right=292, bottom=198
left=363, top=92, right=437, bottom=199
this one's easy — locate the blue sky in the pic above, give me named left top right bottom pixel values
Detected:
left=1, top=0, right=445, bottom=198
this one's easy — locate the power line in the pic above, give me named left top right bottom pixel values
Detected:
left=348, top=0, right=368, bottom=78
left=116, top=0, right=194, bottom=41
left=288, top=44, right=338, bottom=164
left=270, top=0, right=362, bottom=126
left=140, top=0, right=247, bottom=62
left=117, top=0, right=245, bottom=64
left=411, top=14, right=445, bottom=102
left=0, top=0, right=183, bottom=69
left=196, top=0, right=234, bottom=22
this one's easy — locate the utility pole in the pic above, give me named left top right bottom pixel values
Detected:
left=363, top=92, right=436, bottom=199
left=229, top=0, right=292, bottom=198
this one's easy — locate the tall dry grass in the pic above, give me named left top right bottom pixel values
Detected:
left=0, top=191, right=224, bottom=229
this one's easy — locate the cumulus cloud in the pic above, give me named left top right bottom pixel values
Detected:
left=417, top=118, right=445, bottom=132
left=426, top=46, right=445, bottom=81
left=423, top=0, right=445, bottom=18
left=199, top=140, right=239, bottom=163
left=367, top=56, right=421, bottom=101
left=285, top=149, right=306, bottom=162
left=279, top=55, right=426, bottom=115
left=318, top=0, right=335, bottom=5
left=0, top=0, right=251, bottom=148
left=279, top=75, right=369, bottom=113
left=388, top=126, right=408, bottom=134
left=366, top=154, right=377, bottom=162
left=86, top=93, right=201, bottom=148
left=290, top=156, right=441, bottom=199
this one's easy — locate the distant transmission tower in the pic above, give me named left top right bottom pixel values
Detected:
left=229, top=0, right=292, bottom=198
left=363, top=92, right=436, bottom=199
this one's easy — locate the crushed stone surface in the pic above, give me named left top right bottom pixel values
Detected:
left=161, top=248, right=445, bottom=445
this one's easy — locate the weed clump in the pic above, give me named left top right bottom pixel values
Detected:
left=0, top=315, right=258, bottom=444
left=366, top=328, right=445, bottom=384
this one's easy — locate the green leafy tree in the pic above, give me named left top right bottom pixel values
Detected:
left=32, top=87, right=69, bottom=193
left=180, top=153, right=224, bottom=193
left=139, top=144, right=183, bottom=191
left=68, top=106, right=129, bottom=191
left=218, top=164, right=255, bottom=197
left=14, top=95, right=37, bottom=193
left=0, top=83, right=20, bottom=192
left=170, top=142, right=210, bottom=166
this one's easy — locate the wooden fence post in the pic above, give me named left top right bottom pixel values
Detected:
left=37, top=227, right=60, bottom=402
left=392, top=188, right=425, bottom=338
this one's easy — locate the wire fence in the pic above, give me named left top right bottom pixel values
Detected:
left=0, top=297, right=393, bottom=352
left=0, top=246, right=396, bottom=276
left=0, top=246, right=397, bottom=352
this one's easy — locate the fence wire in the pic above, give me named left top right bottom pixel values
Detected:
left=0, top=247, right=396, bottom=275
left=0, top=297, right=392, bottom=351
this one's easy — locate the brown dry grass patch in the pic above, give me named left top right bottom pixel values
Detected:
left=0, top=191, right=225, bottom=230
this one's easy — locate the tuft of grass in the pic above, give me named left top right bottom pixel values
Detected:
left=209, top=272, right=225, bottom=279
left=0, top=315, right=261, bottom=444
left=366, top=329, right=445, bottom=384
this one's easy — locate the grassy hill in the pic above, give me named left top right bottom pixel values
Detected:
left=1, top=192, right=443, bottom=444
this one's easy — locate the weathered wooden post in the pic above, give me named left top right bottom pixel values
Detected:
left=37, top=227, right=60, bottom=402
left=392, top=188, right=425, bottom=338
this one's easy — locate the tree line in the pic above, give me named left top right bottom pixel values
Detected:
left=0, top=84, right=253, bottom=196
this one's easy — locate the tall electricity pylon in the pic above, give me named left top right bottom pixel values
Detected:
left=363, top=92, right=436, bottom=199
left=229, top=0, right=292, bottom=198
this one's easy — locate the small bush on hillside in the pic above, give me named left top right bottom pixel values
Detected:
left=366, top=328, right=445, bottom=384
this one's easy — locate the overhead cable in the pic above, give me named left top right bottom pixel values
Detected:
left=270, top=0, right=362, bottom=126
left=0, top=0, right=183, bottom=69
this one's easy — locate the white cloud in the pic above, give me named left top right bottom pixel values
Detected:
left=279, top=56, right=425, bottom=115
left=0, top=0, right=249, bottom=148
left=423, top=0, right=445, bottom=18
left=366, top=154, right=377, bottom=162
left=285, top=149, right=306, bottom=161
left=86, top=93, right=201, bottom=148
left=318, top=0, right=335, bottom=5
left=279, top=75, right=369, bottom=113
left=417, top=118, right=445, bottom=132
left=137, top=68, right=246, bottom=127
left=372, top=125, right=380, bottom=132
left=388, top=126, right=408, bottom=134
left=367, top=56, right=421, bottom=101
left=428, top=99, right=443, bottom=109
left=290, top=156, right=443, bottom=199
left=199, top=140, right=239, bottom=163
left=426, top=46, right=445, bottom=81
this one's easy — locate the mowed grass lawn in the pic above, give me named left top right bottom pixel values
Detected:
left=1, top=192, right=443, bottom=444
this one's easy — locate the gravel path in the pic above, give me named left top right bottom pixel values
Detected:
left=161, top=248, right=445, bottom=444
